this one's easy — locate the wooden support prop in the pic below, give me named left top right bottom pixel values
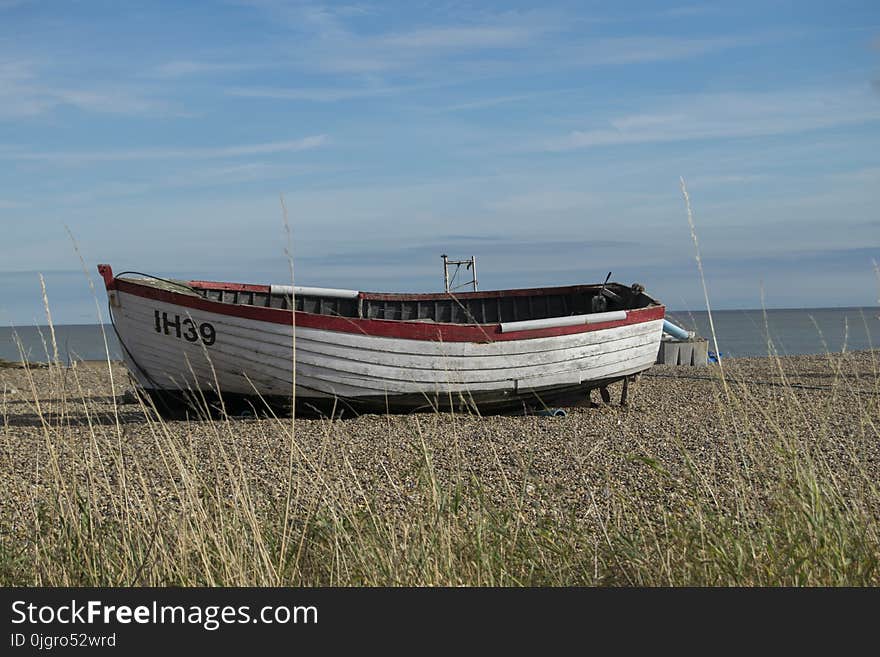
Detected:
left=620, top=376, right=629, bottom=407
left=599, top=386, right=611, bottom=404
left=585, top=388, right=604, bottom=408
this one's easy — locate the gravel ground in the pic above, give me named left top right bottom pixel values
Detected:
left=1, top=352, right=878, bottom=533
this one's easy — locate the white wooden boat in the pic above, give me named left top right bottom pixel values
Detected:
left=97, top=264, right=665, bottom=414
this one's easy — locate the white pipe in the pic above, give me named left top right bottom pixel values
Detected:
left=500, top=310, right=627, bottom=333
left=270, top=285, right=360, bottom=299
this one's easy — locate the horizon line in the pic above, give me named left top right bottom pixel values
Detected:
left=2, top=304, right=878, bottom=330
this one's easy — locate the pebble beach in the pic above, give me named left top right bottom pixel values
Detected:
left=2, top=352, right=878, bottom=533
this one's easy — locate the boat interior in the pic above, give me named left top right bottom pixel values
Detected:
left=117, top=274, right=656, bottom=325
left=189, top=281, right=657, bottom=325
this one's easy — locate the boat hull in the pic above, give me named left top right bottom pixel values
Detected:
left=108, top=284, right=663, bottom=414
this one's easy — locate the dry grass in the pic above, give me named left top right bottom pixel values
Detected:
left=1, top=348, right=878, bottom=586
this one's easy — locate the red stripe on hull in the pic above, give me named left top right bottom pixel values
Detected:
left=111, top=277, right=665, bottom=343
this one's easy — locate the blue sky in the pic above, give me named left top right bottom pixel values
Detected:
left=1, top=0, right=879, bottom=324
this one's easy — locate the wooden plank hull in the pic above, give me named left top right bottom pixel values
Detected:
left=110, top=288, right=663, bottom=413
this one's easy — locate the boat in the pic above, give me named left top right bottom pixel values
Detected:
left=96, top=264, right=666, bottom=415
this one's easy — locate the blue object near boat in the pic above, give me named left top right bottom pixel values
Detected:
left=663, top=319, right=691, bottom=340
left=708, top=351, right=724, bottom=363
left=537, top=408, right=568, bottom=417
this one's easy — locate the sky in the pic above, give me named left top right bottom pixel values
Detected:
left=1, top=0, right=879, bottom=325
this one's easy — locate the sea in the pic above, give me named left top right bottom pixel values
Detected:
left=1, top=307, right=878, bottom=363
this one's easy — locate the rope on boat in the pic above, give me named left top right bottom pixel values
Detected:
left=114, top=270, right=197, bottom=294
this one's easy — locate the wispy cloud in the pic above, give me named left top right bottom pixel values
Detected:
left=541, top=86, right=880, bottom=151
left=434, top=93, right=552, bottom=113
left=0, top=60, right=52, bottom=118
left=59, top=161, right=329, bottom=204
left=1, top=136, right=327, bottom=164
left=827, top=166, right=880, bottom=183
left=308, top=23, right=548, bottom=74
left=379, top=25, right=536, bottom=50
left=660, top=5, right=722, bottom=18
left=685, top=173, right=770, bottom=187
left=225, top=85, right=400, bottom=102
left=238, top=2, right=557, bottom=73
left=0, top=60, right=184, bottom=119
left=53, top=88, right=185, bottom=116
left=225, top=76, right=477, bottom=103
left=150, top=60, right=256, bottom=78
left=485, top=190, right=596, bottom=214
left=127, top=7, right=784, bottom=93
left=573, top=33, right=770, bottom=66
left=294, top=237, right=637, bottom=269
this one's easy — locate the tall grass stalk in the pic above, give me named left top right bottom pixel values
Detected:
left=679, top=177, right=725, bottom=383
left=2, top=342, right=877, bottom=586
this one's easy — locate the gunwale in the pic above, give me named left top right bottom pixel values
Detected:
left=98, top=265, right=665, bottom=344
